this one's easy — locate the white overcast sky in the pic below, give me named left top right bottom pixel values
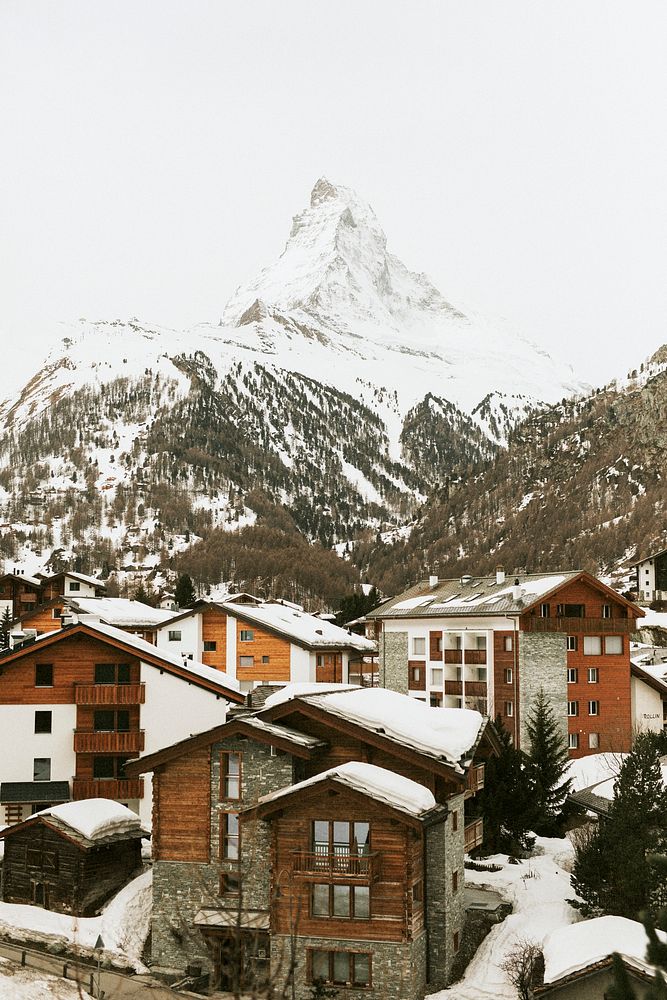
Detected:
left=1, top=1, right=666, bottom=397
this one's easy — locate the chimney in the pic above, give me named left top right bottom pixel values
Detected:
left=429, top=575, right=439, bottom=588
left=496, top=565, right=505, bottom=585
left=512, top=578, right=522, bottom=602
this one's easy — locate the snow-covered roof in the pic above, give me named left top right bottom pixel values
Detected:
left=236, top=716, right=326, bottom=750
left=566, top=752, right=626, bottom=793
left=7, top=799, right=150, bottom=846
left=0, top=620, right=241, bottom=699
left=542, top=915, right=666, bottom=984
left=61, top=571, right=106, bottom=588
left=257, top=761, right=437, bottom=818
left=264, top=685, right=484, bottom=771
left=371, top=572, right=584, bottom=618
left=223, top=601, right=376, bottom=651
left=67, top=597, right=175, bottom=627
left=0, top=571, right=42, bottom=588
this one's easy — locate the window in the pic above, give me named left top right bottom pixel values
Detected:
left=34, top=711, right=52, bottom=734
left=588, top=701, right=599, bottom=716
left=203, top=640, right=217, bottom=652
left=312, top=820, right=370, bottom=868
left=601, top=604, right=612, bottom=618
left=311, top=884, right=370, bottom=919
left=583, top=636, right=602, bottom=656
left=93, top=756, right=130, bottom=779
left=505, top=701, right=514, bottom=717
left=262, top=655, right=270, bottom=664
left=412, top=666, right=421, bottom=682
left=568, top=732, right=579, bottom=749
left=220, top=870, right=240, bottom=896
left=52, top=607, right=62, bottom=619
left=540, top=603, right=550, bottom=618
left=309, top=950, right=370, bottom=988
left=412, top=881, right=423, bottom=904
left=167, top=630, right=182, bottom=642
left=453, top=931, right=460, bottom=953
left=68, top=581, right=81, bottom=592
left=431, top=668, right=443, bottom=686
left=587, top=667, right=599, bottom=683
left=35, top=663, right=53, bottom=687
left=221, top=752, right=241, bottom=800
left=452, top=810, right=458, bottom=832
left=93, top=710, right=129, bottom=732
left=588, top=733, right=600, bottom=749
left=504, top=635, right=513, bottom=651
left=605, top=636, right=623, bottom=655
left=33, top=758, right=51, bottom=782
left=221, top=812, right=240, bottom=859
left=412, top=637, right=426, bottom=656
left=567, top=668, right=578, bottom=684
left=239, top=656, right=254, bottom=667
left=240, top=629, right=254, bottom=642
left=94, top=663, right=130, bottom=684
left=504, top=668, right=513, bottom=684
left=430, top=693, right=443, bottom=707
left=567, top=701, right=579, bottom=716
left=567, top=635, right=578, bottom=651
left=452, top=870, right=459, bottom=893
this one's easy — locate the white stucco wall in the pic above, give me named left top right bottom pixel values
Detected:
left=64, top=577, right=98, bottom=598
left=291, top=646, right=312, bottom=683
left=155, top=614, right=202, bottom=660
left=631, top=676, right=664, bottom=734
left=0, top=704, right=76, bottom=783
left=226, top=615, right=237, bottom=681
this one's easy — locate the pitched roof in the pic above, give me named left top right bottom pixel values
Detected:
left=124, top=713, right=326, bottom=776
left=262, top=685, right=487, bottom=773
left=0, top=798, right=149, bottom=849
left=541, top=916, right=665, bottom=987
left=630, top=546, right=667, bottom=567
left=0, top=621, right=244, bottom=702
left=66, top=597, right=176, bottom=628
left=369, top=570, right=644, bottom=620
left=0, top=781, right=70, bottom=804
left=253, top=762, right=438, bottom=822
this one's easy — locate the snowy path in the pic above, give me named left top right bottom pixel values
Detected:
left=429, top=836, right=581, bottom=1000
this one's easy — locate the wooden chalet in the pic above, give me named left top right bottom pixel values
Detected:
left=0, top=799, right=147, bottom=915
left=125, top=685, right=499, bottom=999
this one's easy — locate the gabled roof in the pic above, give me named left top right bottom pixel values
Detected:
left=66, top=597, right=175, bottom=628
left=540, top=916, right=664, bottom=990
left=261, top=685, right=495, bottom=777
left=369, top=570, right=644, bottom=620
left=0, top=799, right=149, bottom=849
left=246, top=762, right=445, bottom=830
left=0, top=621, right=244, bottom=702
left=631, top=546, right=667, bottom=567
left=158, top=599, right=377, bottom=652
left=45, top=571, right=107, bottom=590
left=631, top=661, right=667, bottom=696
left=0, top=572, right=43, bottom=589
left=124, top=713, right=326, bottom=777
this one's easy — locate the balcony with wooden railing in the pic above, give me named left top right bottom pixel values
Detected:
left=465, top=763, right=485, bottom=795
left=72, top=777, right=144, bottom=800
left=73, top=729, right=145, bottom=753
left=444, top=681, right=488, bottom=697
left=443, top=649, right=487, bottom=664
left=291, top=850, right=381, bottom=882
left=464, top=818, right=484, bottom=852
left=74, top=683, right=145, bottom=705
left=523, top=616, right=634, bottom=634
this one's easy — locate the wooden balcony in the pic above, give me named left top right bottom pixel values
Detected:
left=464, top=818, right=484, bottom=852
left=443, top=649, right=487, bottom=664
left=74, top=683, right=145, bottom=705
left=444, top=650, right=463, bottom=664
left=291, top=851, right=381, bottom=882
left=73, top=730, right=145, bottom=753
left=444, top=681, right=487, bottom=697
left=523, top=616, right=634, bottom=634
left=465, top=764, right=485, bottom=795
left=72, top=777, right=144, bottom=800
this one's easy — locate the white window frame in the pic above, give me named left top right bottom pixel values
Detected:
left=505, top=701, right=514, bottom=717
left=588, top=732, right=600, bottom=749
left=604, top=635, right=623, bottom=655
left=504, top=667, right=513, bottom=684
left=588, top=700, right=599, bottom=716
left=566, top=635, right=577, bottom=651
left=168, top=629, right=182, bottom=641
left=583, top=636, right=602, bottom=656
left=567, top=701, right=579, bottom=717
left=567, top=667, right=578, bottom=684
left=587, top=667, right=599, bottom=683
left=412, top=637, right=426, bottom=656
left=568, top=733, right=579, bottom=749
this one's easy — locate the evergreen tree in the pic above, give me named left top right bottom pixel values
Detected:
left=479, top=717, right=536, bottom=855
left=174, top=572, right=196, bottom=609
left=571, top=733, right=667, bottom=921
left=133, top=583, right=156, bottom=607
left=0, top=606, right=12, bottom=649
left=525, top=688, right=572, bottom=836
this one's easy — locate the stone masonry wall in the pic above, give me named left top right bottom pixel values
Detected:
left=271, top=932, right=427, bottom=1000
left=518, top=631, right=568, bottom=748
left=152, top=860, right=219, bottom=973
left=426, top=793, right=465, bottom=991
left=381, top=630, right=409, bottom=694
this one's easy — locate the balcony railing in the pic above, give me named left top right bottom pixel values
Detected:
left=74, top=683, right=145, bottom=705
left=523, top=616, right=634, bottom=634
left=443, top=650, right=487, bottom=664
left=464, top=819, right=484, bottom=852
left=73, top=730, right=145, bottom=753
left=291, top=851, right=381, bottom=882
left=465, top=764, right=485, bottom=795
left=445, top=681, right=487, bottom=697
left=72, top=777, right=144, bottom=800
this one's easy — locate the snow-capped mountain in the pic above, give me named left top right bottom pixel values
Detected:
left=0, top=178, right=590, bottom=597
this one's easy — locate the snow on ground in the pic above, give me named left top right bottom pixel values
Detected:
left=0, top=869, right=152, bottom=973
left=0, top=958, right=93, bottom=1000
left=428, top=836, right=581, bottom=1000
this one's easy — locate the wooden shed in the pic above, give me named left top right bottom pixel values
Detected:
left=0, top=798, right=148, bottom=915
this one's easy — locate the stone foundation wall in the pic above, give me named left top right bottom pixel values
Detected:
left=425, top=793, right=465, bottom=990
left=151, top=860, right=219, bottom=972
left=271, top=932, right=427, bottom=1000
left=381, top=630, right=409, bottom=694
